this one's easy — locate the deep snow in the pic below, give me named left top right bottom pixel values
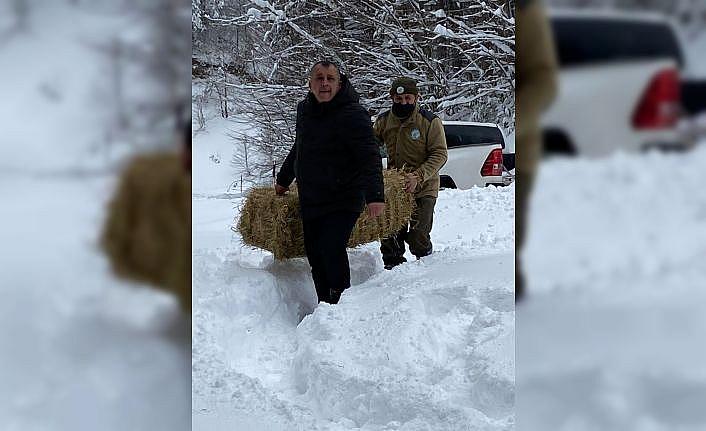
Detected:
left=192, top=105, right=516, bottom=430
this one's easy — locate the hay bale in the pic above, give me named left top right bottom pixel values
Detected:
left=101, top=152, right=191, bottom=310
left=236, top=169, right=414, bottom=259
left=348, top=169, right=414, bottom=247
left=236, top=185, right=305, bottom=260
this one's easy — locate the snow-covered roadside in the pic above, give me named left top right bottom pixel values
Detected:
left=518, top=143, right=706, bottom=430
left=193, top=107, right=515, bottom=429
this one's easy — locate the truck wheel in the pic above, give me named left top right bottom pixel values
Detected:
left=440, top=175, right=457, bottom=189
left=543, top=130, right=577, bottom=156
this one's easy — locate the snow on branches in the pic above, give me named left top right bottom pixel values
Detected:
left=193, top=0, right=515, bottom=176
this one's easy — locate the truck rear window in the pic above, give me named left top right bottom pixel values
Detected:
left=550, top=17, right=684, bottom=68
left=444, top=125, right=504, bottom=149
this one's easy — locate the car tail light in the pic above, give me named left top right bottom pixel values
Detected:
left=481, top=148, right=503, bottom=177
left=632, top=68, right=681, bottom=129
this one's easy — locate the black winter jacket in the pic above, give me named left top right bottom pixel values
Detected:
left=276, top=75, right=384, bottom=220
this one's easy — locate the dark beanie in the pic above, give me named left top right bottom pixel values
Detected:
left=390, top=77, right=418, bottom=95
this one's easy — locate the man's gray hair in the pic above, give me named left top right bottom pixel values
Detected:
left=309, top=60, right=342, bottom=78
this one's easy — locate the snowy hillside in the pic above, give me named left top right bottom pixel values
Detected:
left=192, top=110, right=515, bottom=429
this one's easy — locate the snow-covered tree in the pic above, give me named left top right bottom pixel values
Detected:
left=193, top=0, right=515, bottom=180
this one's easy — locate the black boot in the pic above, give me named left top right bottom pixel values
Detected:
left=316, top=285, right=331, bottom=304
left=384, top=256, right=407, bottom=270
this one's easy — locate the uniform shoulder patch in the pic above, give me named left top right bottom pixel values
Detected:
left=419, top=108, right=438, bottom=123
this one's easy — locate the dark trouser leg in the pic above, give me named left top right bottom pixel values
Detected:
left=303, top=211, right=360, bottom=304
left=407, top=197, right=436, bottom=259
left=380, top=225, right=408, bottom=269
left=302, top=216, right=329, bottom=303
left=515, top=170, right=535, bottom=302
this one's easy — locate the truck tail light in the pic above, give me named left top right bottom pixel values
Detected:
left=632, top=68, right=681, bottom=129
left=481, top=148, right=503, bottom=177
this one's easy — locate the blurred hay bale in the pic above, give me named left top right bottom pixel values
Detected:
left=101, top=152, right=191, bottom=311
left=235, top=169, right=413, bottom=259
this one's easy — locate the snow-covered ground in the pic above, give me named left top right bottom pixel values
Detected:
left=1, top=3, right=190, bottom=430
left=1, top=176, right=191, bottom=430
left=192, top=107, right=516, bottom=429
left=518, top=144, right=706, bottom=430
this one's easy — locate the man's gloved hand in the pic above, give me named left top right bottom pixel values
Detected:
left=404, top=173, right=419, bottom=194
left=275, top=183, right=289, bottom=196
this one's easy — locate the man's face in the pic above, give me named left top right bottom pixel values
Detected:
left=309, top=64, right=341, bottom=103
left=392, top=93, right=417, bottom=105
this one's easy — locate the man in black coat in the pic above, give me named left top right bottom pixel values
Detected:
left=275, top=61, right=385, bottom=304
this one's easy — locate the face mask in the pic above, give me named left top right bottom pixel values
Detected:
left=392, top=102, right=415, bottom=118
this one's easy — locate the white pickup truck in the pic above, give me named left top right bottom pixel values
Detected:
left=381, top=121, right=508, bottom=189
left=440, top=121, right=507, bottom=189
left=543, top=9, right=688, bottom=156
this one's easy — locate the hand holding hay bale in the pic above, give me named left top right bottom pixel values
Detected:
left=235, top=169, right=414, bottom=259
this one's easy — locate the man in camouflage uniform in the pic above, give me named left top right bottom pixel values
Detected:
left=516, top=0, right=559, bottom=300
left=374, top=77, right=448, bottom=270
